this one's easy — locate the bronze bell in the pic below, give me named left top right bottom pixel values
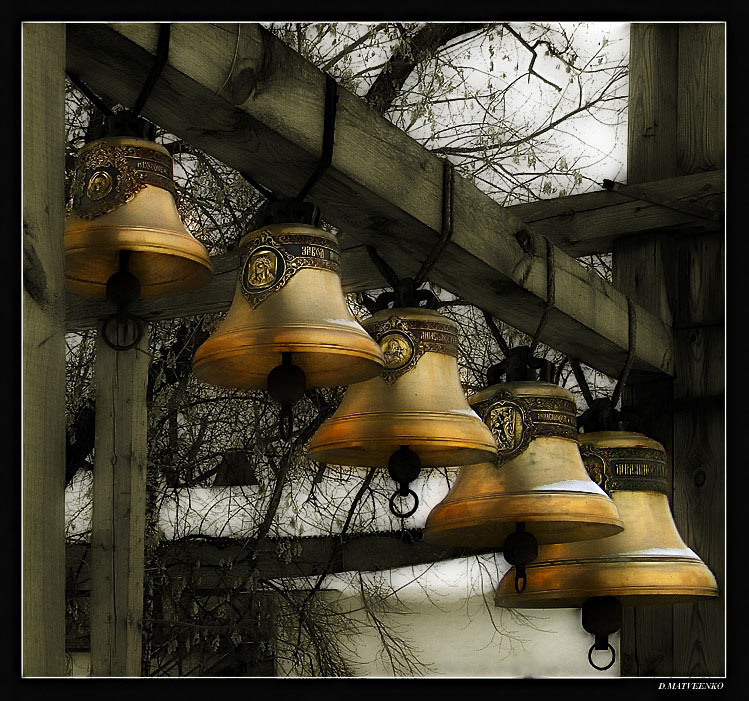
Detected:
left=424, top=380, right=623, bottom=550
left=494, top=431, right=719, bottom=608
left=192, top=201, right=385, bottom=391
left=307, top=306, right=497, bottom=469
left=64, top=114, right=213, bottom=299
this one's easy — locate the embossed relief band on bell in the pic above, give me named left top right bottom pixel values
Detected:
left=364, top=315, right=459, bottom=384
left=238, top=231, right=341, bottom=308
left=69, top=141, right=177, bottom=220
left=472, top=389, right=578, bottom=463
left=581, top=443, right=668, bottom=495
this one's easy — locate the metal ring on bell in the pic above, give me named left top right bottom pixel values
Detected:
left=588, top=643, right=616, bottom=671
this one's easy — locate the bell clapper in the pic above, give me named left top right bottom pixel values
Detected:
left=267, top=352, right=307, bottom=441
left=581, top=596, right=621, bottom=671
left=502, top=522, right=539, bottom=593
left=101, top=251, right=145, bottom=351
left=387, top=445, right=421, bottom=518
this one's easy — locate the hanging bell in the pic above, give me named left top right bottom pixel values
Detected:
left=307, top=306, right=497, bottom=469
left=424, top=378, right=623, bottom=550
left=494, top=431, right=719, bottom=608
left=192, top=200, right=385, bottom=391
left=64, top=113, right=213, bottom=299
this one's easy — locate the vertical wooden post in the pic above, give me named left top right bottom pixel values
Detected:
left=22, top=22, right=67, bottom=677
left=670, top=23, right=724, bottom=677
left=616, top=22, right=724, bottom=677
left=90, top=324, right=150, bottom=676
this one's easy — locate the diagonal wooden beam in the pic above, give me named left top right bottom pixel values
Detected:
left=65, top=22, right=673, bottom=381
left=507, top=170, right=724, bottom=256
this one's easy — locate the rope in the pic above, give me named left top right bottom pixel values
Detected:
left=216, top=24, right=241, bottom=97
left=528, top=236, right=555, bottom=357
left=610, top=297, right=637, bottom=409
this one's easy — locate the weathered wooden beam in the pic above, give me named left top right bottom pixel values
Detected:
left=64, top=168, right=725, bottom=331
left=65, top=22, right=673, bottom=382
left=67, top=531, right=492, bottom=591
left=89, top=324, right=150, bottom=676
left=507, top=170, right=723, bottom=257
left=22, top=23, right=67, bottom=678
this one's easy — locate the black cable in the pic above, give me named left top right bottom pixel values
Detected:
left=66, top=71, right=114, bottom=116
left=132, top=24, right=172, bottom=117
left=365, top=245, right=402, bottom=290
left=610, top=297, right=637, bottom=409
left=296, top=73, right=339, bottom=202
left=569, top=357, right=595, bottom=409
left=528, top=236, right=555, bottom=357
left=414, top=159, right=455, bottom=287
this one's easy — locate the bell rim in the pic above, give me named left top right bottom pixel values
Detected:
left=494, top=553, right=719, bottom=608
left=192, top=347, right=386, bottom=390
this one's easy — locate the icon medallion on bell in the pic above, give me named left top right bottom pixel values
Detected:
left=380, top=331, right=414, bottom=370
left=243, top=247, right=283, bottom=294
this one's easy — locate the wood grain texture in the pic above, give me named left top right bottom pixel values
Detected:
left=677, top=24, right=725, bottom=176
left=22, top=23, right=67, bottom=678
left=672, top=397, right=724, bottom=676
left=670, top=24, right=725, bottom=677
left=618, top=23, right=724, bottom=679
left=64, top=22, right=674, bottom=381
left=507, top=171, right=723, bottom=256
left=89, top=326, right=150, bottom=676
left=627, top=24, right=679, bottom=184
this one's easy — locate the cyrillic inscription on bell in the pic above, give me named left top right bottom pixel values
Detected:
left=64, top=134, right=213, bottom=299
left=494, top=431, right=719, bottom=609
left=192, top=220, right=384, bottom=391
left=307, top=306, right=497, bottom=469
left=423, top=381, right=623, bottom=549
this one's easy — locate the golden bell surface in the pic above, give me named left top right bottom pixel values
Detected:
left=424, top=381, right=623, bottom=549
left=307, top=306, right=497, bottom=468
left=64, top=135, right=213, bottom=298
left=192, top=222, right=385, bottom=390
left=494, top=431, right=719, bottom=608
